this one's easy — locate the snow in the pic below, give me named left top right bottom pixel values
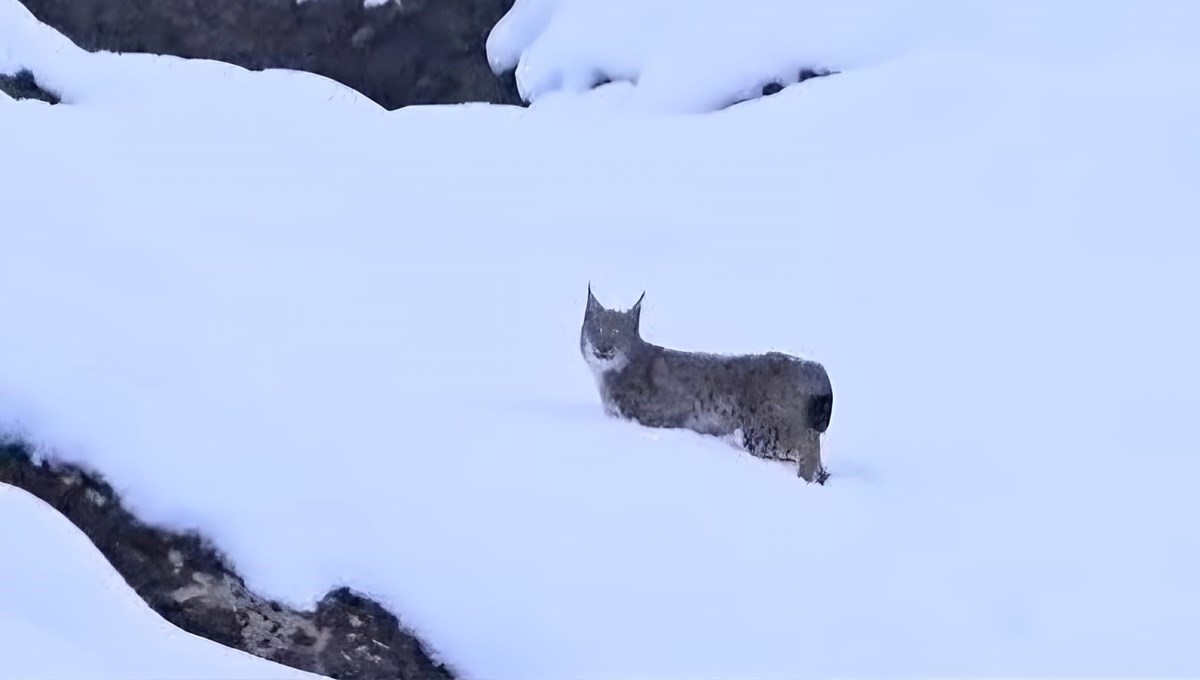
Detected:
left=490, top=0, right=1200, bottom=111
left=4, top=0, right=1200, bottom=679
left=0, top=0, right=373, bottom=111
left=0, top=485, right=322, bottom=680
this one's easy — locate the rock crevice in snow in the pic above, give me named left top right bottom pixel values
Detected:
left=0, top=442, right=455, bottom=680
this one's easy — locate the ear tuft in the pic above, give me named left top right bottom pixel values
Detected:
left=630, top=291, right=645, bottom=326
left=587, top=283, right=601, bottom=312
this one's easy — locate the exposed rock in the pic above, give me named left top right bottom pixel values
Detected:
left=758, top=68, right=836, bottom=101
left=760, top=81, right=784, bottom=97
left=0, top=69, right=60, bottom=104
left=0, top=440, right=455, bottom=680
left=15, top=0, right=522, bottom=110
left=796, top=67, right=835, bottom=84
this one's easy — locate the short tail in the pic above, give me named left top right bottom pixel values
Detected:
left=809, top=393, right=833, bottom=433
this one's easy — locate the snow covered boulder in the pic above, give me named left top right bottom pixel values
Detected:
left=13, top=0, right=521, bottom=109
left=0, top=68, right=58, bottom=103
left=0, top=441, right=454, bottom=680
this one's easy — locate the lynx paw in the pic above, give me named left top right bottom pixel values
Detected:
left=815, top=466, right=831, bottom=485
left=797, top=459, right=830, bottom=485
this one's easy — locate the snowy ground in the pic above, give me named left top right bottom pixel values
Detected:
left=3, top=0, right=1200, bottom=678
left=0, top=485, right=321, bottom=680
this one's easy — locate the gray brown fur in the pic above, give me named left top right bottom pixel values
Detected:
left=580, top=287, right=833, bottom=483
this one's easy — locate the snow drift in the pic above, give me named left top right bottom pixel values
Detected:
left=3, top=0, right=1200, bottom=678
left=0, top=484, right=321, bottom=680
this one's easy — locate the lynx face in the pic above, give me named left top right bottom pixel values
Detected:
left=580, top=287, right=644, bottom=370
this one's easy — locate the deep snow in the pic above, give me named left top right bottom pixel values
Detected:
left=3, top=0, right=1200, bottom=678
left=0, top=485, right=321, bottom=680
left=490, top=0, right=1200, bottom=112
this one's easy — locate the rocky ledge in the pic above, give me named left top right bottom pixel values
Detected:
left=0, top=68, right=60, bottom=104
left=0, top=440, right=453, bottom=680
left=16, top=0, right=521, bottom=110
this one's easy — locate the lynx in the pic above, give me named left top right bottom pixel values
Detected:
left=580, top=286, right=833, bottom=483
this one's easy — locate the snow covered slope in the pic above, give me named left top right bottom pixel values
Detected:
left=0, top=0, right=373, bottom=111
left=0, top=485, right=322, bottom=680
left=3, top=0, right=1200, bottom=679
left=489, top=0, right=1200, bottom=111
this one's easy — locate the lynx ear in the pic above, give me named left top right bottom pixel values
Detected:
left=631, top=291, right=645, bottom=325
left=587, top=283, right=602, bottom=312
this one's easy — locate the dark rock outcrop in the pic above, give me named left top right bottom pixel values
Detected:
left=0, top=440, right=454, bottom=680
left=757, top=68, right=836, bottom=101
left=0, top=68, right=60, bottom=104
left=15, top=0, right=522, bottom=110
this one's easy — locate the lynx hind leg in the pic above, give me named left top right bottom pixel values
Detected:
left=738, top=420, right=790, bottom=462
left=740, top=416, right=826, bottom=483
left=793, top=427, right=825, bottom=484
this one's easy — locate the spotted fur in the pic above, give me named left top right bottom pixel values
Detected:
left=581, top=286, right=833, bottom=483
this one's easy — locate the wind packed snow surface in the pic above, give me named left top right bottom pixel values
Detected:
left=487, top=0, right=1200, bottom=112
left=0, top=486, right=320, bottom=680
left=3, top=0, right=1200, bottom=678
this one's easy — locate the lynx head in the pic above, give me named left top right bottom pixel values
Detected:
left=581, top=285, right=644, bottom=373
